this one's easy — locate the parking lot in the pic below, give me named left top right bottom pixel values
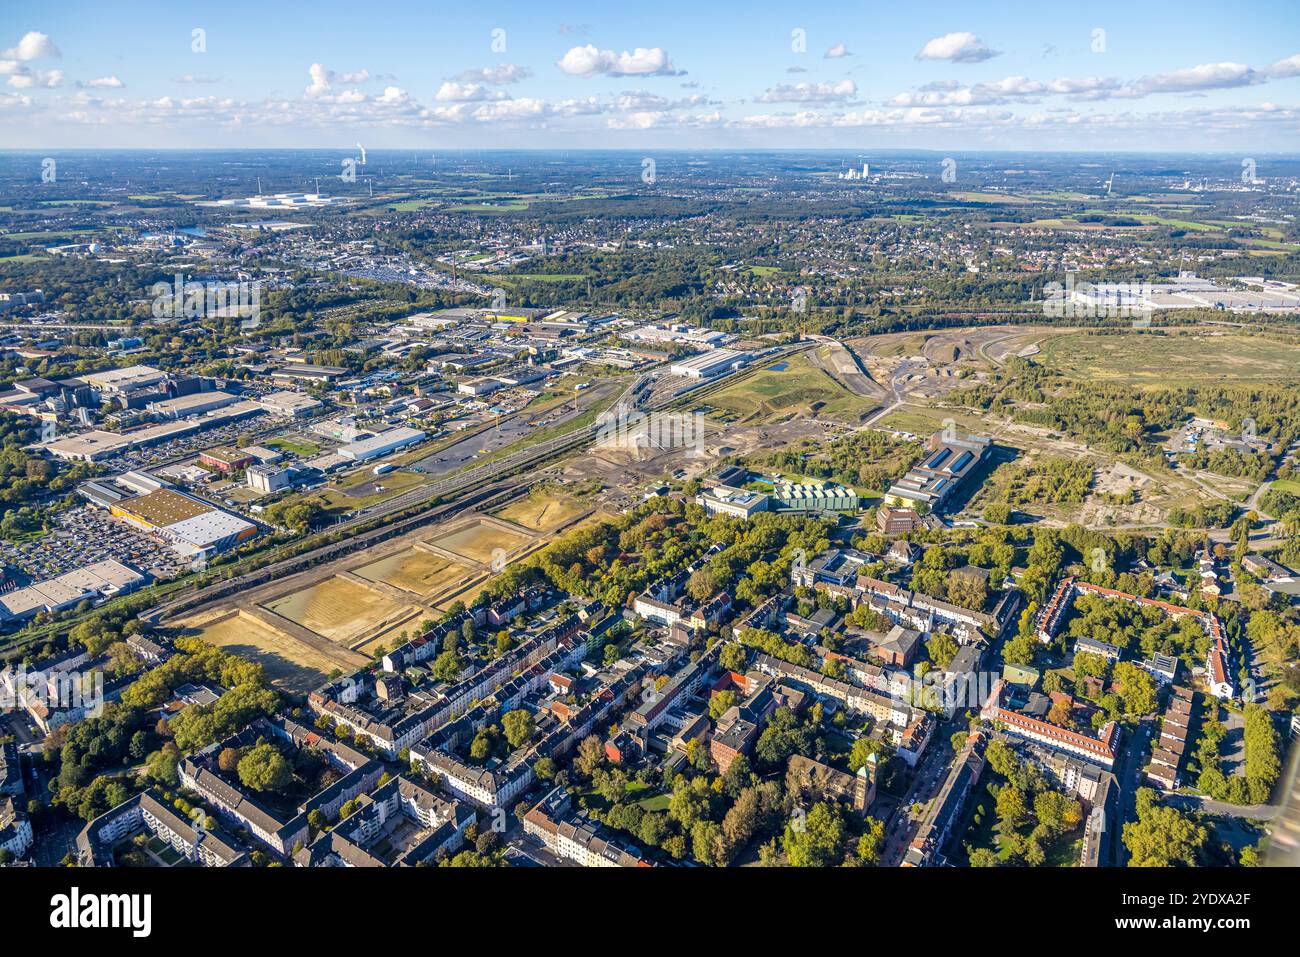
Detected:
left=107, top=415, right=271, bottom=473
left=0, top=505, right=188, bottom=583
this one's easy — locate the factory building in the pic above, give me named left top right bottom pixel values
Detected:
left=668, top=349, right=750, bottom=380
left=337, top=427, right=426, bottom=462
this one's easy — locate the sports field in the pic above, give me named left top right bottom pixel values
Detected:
left=263, top=577, right=414, bottom=644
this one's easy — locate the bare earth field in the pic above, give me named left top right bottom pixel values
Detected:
left=263, top=577, right=415, bottom=645
left=492, top=491, right=588, bottom=532
left=354, top=548, right=469, bottom=596
left=429, top=520, right=534, bottom=565
left=179, top=609, right=364, bottom=694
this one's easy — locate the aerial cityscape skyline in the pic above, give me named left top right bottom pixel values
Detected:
left=0, top=0, right=1295, bottom=942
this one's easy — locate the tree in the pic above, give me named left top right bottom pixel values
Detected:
left=1003, top=632, right=1038, bottom=667
left=668, top=776, right=712, bottom=831
left=144, top=747, right=179, bottom=787
left=1112, top=661, right=1158, bottom=715
left=218, top=747, right=240, bottom=773
left=821, top=657, right=847, bottom=681
left=995, top=784, right=1028, bottom=828
left=1073, top=651, right=1109, bottom=679
left=686, top=568, right=717, bottom=603
left=709, top=690, right=737, bottom=721
left=983, top=503, right=1011, bottom=525
left=1122, top=789, right=1206, bottom=867
left=470, top=727, right=500, bottom=762
left=719, top=643, right=747, bottom=673
left=967, top=847, right=1000, bottom=867
left=128, top=731, right=151, bottom=761
left=947, top=571, right=988, bottom=611
left=1033, top=790, right=1083, bottom=835
left=783, top=802, right=845, bottom=867
left=856, top=818, right=885, bottom=864
left=502, top=710, right=536, bottom=749
left=1047, top=698, right=1075, bottom=728
left=432, top=650, right=463, bottom=682
left=1243, top=704, right=1282, bottom=804
left=237, top=742, right=292, bottom=792
left=692, top=820, right=727, bottom=866
left=575, top=735, right=605, bottom=778
left=847, top=738, right=879, bottom=774
left=926, top=631, right=959, bottom=670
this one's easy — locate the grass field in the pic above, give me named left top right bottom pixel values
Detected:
left=183, top=610, right=361, bottom=693
left=430, top=522, right=533, bottom=564
left=703, top=354, right=876, bottom=424
left=951, top=191, right=1032, bottom=205
left=354, top=548, right=469, bottom=596
left=3, top=229, right=99, bottom=240
left=1040, top=331, right=1300, bottom=384
left=488, top=272, right=586, bottom=283
left=492, top=490, right=587, bottom=531
left=263, top=577, right=413, bottom=644
left=264, top=437, right=321, bottom=457
left=876, top=408, right=947, bottom=435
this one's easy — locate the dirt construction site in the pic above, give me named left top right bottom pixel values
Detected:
left=173, top=504, right=591, bottom=694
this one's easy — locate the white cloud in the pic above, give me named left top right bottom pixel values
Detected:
left=0, top=91, right=33, bottom=110
left=891, top=76, right=1043, bottom=107
left=454, top=63, right=532, bottom=85
left=557, top=45, right=682, bottom=77
left=916, top=32, right=998, bottom=64
left=306, top=63, right=331, bottom=95
left=8, top=68, right=62, bottom=89
left=173, top=74, right=222, bottom=84
left=824, top=42, right=850, bottom=59
left=759, top=79, right=857, bottom=103
left=435, top=81, right=504, bottom=103
left=467, top=98, right=548, bottom=121
left=1267, top=53, right=1300, bottom=78
left=83, top=76, right=124, bottom=89
left=375, top=86, right=411, bottom=105
left=607, top=109, right=720, bottom=130
left=1130, top=61, right=1258, bottom=94
left=1046, top=76, right=1123, bottom=99
left=614, top=90, right=712, bottom=112
left=305, top=64, right=371, bottom=96
left=2, top=31, right=60, bottom=61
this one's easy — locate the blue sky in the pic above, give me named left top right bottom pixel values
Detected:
left=2, top=0, right=1298, bottom=150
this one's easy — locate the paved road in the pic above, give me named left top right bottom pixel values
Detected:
left=1164, top=793, right=1279, bottom=820
left=881, top=718, right=960, bottom=866
left=1109, top=718, right=1154, bottom=866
